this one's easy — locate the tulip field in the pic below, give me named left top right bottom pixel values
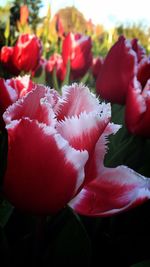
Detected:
left=0, top=2, right=150, bottom=267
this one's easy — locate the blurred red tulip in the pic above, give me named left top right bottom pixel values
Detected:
left=96, top=36, right=138, bottom=104
left=13, top=34, right=42, bottom=73
left=0, top=46, right=20, bottom=76
left=0, top=75, right=34, bottom=116
left=62, top=32, right=92, bottom=79
left=125, top=54, right=150, bottom=137
left=0, top=75, right=34, bottom=129
left=3, top=79, right=150, bottom=215
left=55, top=14, right=65, bottom=38
left=45, top=53, right=66, bottom=81
left=131, top=38, right=146, bottom=63
left=92, top=57, right=104, bottom=79
left=32, top=57, right=47, bottom=77
left=137, top=57, right=150, bottom=88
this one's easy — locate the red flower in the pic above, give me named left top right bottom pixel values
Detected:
left=131, top=38, right=146, bottom=63
left=92, top=57, right=104, bottom=79
left=0, top=75, right=34, bottom=117
left=125, top=54, right=150, bottom=137
left=0, top=76, right=34, bottom=129
left=45, top=53, right=66, bottom=81
left=0, top=46, right=20, bottom=76
left=13, top=34, right=42, bottom=73
left=62, top=32, right=92, bottom=79
left=3, top=79, right=150, bottom=215
left=32, top=57, right=47, bottom=77
left=55, top=14, right=65, bottom=38
left=96, top=36, right=138, bottom=104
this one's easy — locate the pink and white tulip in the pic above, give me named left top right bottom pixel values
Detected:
left=3, top=79, right=150, bottom=215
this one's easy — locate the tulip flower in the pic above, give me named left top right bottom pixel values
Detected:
left=13, top=34, right=42, bottom=73
left=45, top=53, right=66, bottom=82
left=55, top=14, right=65, bottom=38
left=125, top=56, right=150, bottom=137
left=0, top=76, right=34, bottom=129
left=3, top=80, right=150, bottom=215
left=96, top=36, right=142, bottom=104
left=131, top=38, right=146, bottom=63
left=92, top=57, right=104, bottom=79
left=0, top=46, right=20, bottom=76
left=62, top=32, right=92, bottom=79
left=0, top=75, right=34, bottom=114
left=32, top=57, right=47, bottom=77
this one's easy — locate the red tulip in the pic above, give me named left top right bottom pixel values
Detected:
left=45, top=53, right=66, bottom=81
left=0, top=75, right=34, bottom=115
left=137, top=57, right=150, bottom=88
left=62, top=32, right=92, bottom=79
left=125, top=75, right=150, bottom=137
left=92, top=57, right=104, bottom=79
left=0, top=46, right=20, bottom=76
left=3, top=80, right=150, bottom=215
left=0, top=76, right=34, bottom=129
left=125, top=55, right=150, bottom=137
left=32, top=57, right=47, bottom=77
left=13, top=34, right=42, bottom=73
left=55, top=14, right=65, bottom=38
left=131, top=38, right=146, bottom=63
left=96, top=36, right=137, bottom=104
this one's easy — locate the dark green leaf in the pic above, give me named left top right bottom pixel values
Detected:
left=61, top=59, right=70, bottom=87
left=131, top=260, right=150, bottom=267
left=80, top=71, right=90, bottom=84
left=52, top=67, right=59, bottom=91
left=32, top=69, right=46, bottom=85
left=105, top=104, right=150, bottom=176
left=44, top=206, right=91, bottom=267
left=0, top=129, right=8, bottom=188
left=0, top=199, right=14, bottom=228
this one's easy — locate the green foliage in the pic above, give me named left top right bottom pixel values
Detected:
left=105, top=104, right=150, bottom=177
left=0, top=5, right=10, bottom=47
left=44, top=207, right=91, bottom=267
left=0, top=200, right=14, bottom=228
left=10, top=0, right=43, bottom=33
left=131, top=261, right=150, bottom=267
left=0, top=130, right=8, bottom=188
left=116, top=23, right=150, bottom=53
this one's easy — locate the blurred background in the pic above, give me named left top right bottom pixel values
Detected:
left=0, top=0, right=150, bottom=56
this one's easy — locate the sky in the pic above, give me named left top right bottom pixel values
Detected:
left=41, top=0, right=150, bottom=29
left=1, top=0, right=150, bottom=29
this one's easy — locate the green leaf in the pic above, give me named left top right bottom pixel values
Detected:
left=4, top=17, right=10, bottom=44
left=131, top=260, right=150, bottom=267
left=0, top=199, right=14, bottom=228
left=44, top=206, right=91, bottom=267
left=32, top=69, right=46, bottom=85
left=0, top=130, right=8, bottom=188
left=105, top=104, right=150, bottom=176
left=62, top=59, right=70, bottom=87
left=80, top=71, right=90, bottom=84
left=52, top=67, right=59, bottom=91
